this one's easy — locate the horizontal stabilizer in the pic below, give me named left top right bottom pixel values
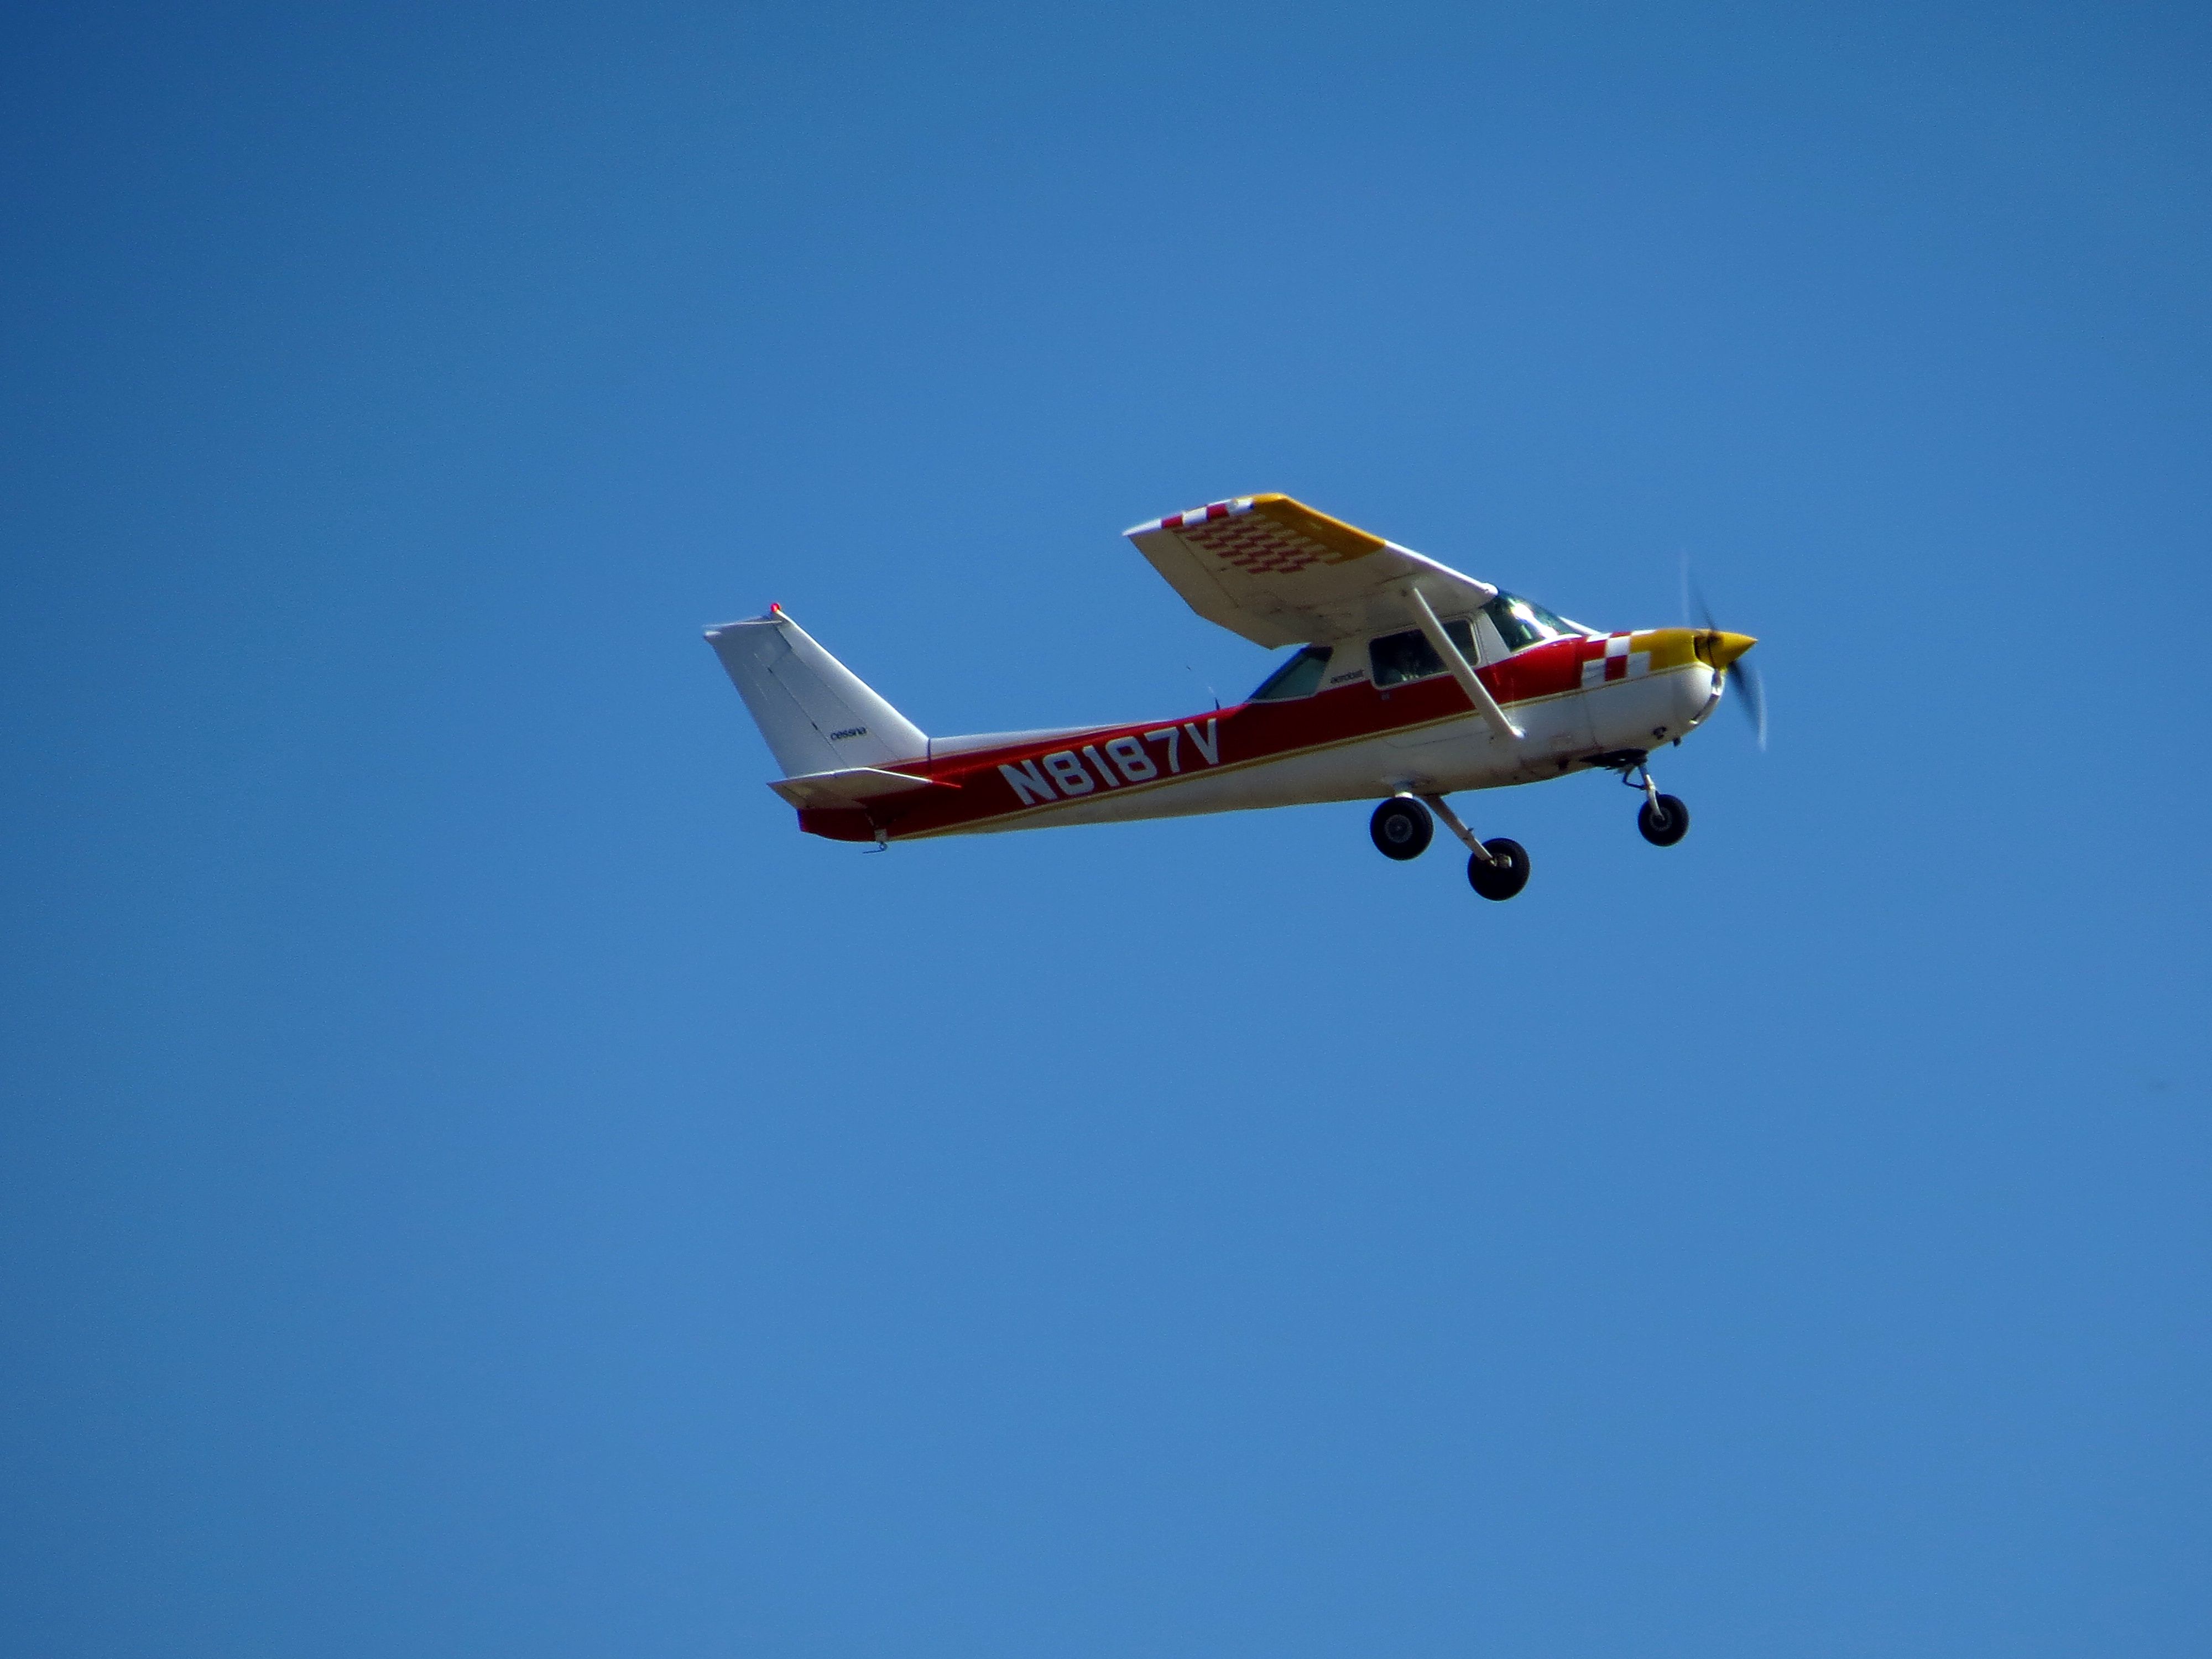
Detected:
left=767, top=768, right=957, bottom=809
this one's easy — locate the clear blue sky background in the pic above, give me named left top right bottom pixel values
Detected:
left=3, top=3, right=2207, bottom=1654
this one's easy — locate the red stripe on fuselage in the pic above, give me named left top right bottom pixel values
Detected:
left=796, top=635, right=1604, bottom=841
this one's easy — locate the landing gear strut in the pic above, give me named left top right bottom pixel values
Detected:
left=1618, top=758, right=1690, bottom=847
left=1418, top=793, right=1531, bottom=901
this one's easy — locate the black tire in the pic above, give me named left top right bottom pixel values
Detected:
left=1637, top=794, right=1691, bottom=847
left=1467, top=838, right=1531, bottom=900
left=1370, top=796, right=1434, bottom=860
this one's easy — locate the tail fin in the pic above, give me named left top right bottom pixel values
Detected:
left=703, top=607, right=928, bottom=776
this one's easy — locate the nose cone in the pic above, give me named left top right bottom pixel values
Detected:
left=1696, top=630, right=1758, bottom=672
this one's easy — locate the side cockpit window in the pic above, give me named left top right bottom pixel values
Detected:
left=1249, top=644, right=1332, bottom=701
left=1368, top=619, right=1477, bottom=688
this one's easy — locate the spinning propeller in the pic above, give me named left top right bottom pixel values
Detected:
left=1681, top=558, right=1766, bottom=750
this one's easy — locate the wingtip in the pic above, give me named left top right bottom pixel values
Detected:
left=1124, top=496, right=1259, bottom=538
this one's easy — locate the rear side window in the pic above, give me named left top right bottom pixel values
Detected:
left=1368, top=619, right=1476, bottom=688
left=1249, top=644, right=1332, bottom=701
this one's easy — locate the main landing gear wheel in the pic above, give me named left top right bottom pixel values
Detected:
left=1467, top=838, right=1531, bottom=901
left=1637, top=794, right=1691, bottom=847
left=1370, top=796, right=1434, bottom=860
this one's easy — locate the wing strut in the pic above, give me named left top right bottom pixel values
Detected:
left=1404, top=584, right=1522, bottom=742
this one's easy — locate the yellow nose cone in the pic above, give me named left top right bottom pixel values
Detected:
left=1698, top=630, right=1758, bottom=672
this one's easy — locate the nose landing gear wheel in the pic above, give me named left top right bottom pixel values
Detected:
left=1467, top=838, right=1530, bottom=900
left=1370, top=797, right=1434, bottom=860
left=1637, top=794, right=1691, bottom=846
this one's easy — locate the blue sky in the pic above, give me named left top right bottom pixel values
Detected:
left=3, top=3, right=2206, bottom=1653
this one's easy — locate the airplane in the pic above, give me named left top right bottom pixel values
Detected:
left=704, top=494, right=1760, bottom=899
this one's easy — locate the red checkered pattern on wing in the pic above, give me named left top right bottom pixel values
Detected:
left=1184, top=516, right=1329, bottom=576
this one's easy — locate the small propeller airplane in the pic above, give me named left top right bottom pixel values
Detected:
left=705, top=494, right=1760, bottom=899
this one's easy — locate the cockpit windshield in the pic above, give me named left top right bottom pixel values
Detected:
left=1249, top=644, right=1332, bottom=701
left=1483, top=591, right=1595, bottom=653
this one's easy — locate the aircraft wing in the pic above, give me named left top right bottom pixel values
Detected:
left=1125, top=494, right=1499, bottom=649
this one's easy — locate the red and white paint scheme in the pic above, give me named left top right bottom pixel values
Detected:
left=705, top=495, right=1759, bottom=899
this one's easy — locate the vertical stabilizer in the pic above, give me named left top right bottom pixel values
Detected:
left=703, top=608, right=928, bottom=778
